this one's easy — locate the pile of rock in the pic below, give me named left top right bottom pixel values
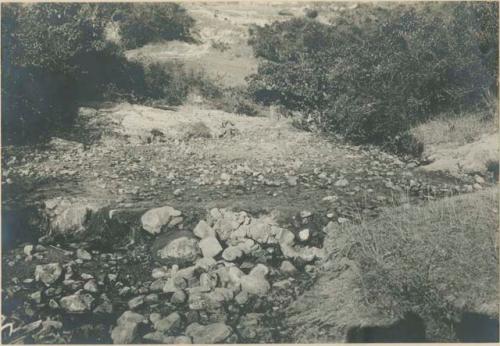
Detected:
left=108, top=206, right=324, bottom=343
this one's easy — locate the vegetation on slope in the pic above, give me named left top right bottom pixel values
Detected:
left=247, top=2, right=498, bottom=155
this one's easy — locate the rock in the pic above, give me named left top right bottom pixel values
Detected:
left=198, top=237, right=223, bottom=258
left=200, top=273, right=218, bottom=291
left=334, top=178, right=349, bottom=187
left=193, top=220, right=215, bottom=239
left=93, top=298, right=113, bottom=314
left=237, top=313, right=272, bottom=342
left=43, top=198, right=103, bottom=235
left=117, top=311, right=147, bottom=325
left=152, top=267, right=169, bottom=279
left=338, top=217, right=349, bottom=224
left=83, top=280, right=98, bottom=293
left=171, top=289, right=187, bottom=304
left=287, top=176, right=298, bottom=186
left=154, top=312, right=182, bottom=333
left=30, top=291, right=42, bottom=304
left=158, top=236, right=200, bottom=265
left=185, top=322, right=235, bottom=344
left=35, top=263, right=63, bottom=286
left=174, top=335, right=192, bottom=344
left=249, top=263, right=269, bottom=278
left=24, top=244, right=34, bottom=256
left=128, top=295, right=144, bottom=310
left=235, top=290, right=249, bottom=305
left=173, top=188, right=183, bottom=196
left=143, top=332, right=174, bottom=344
left=145, top=293, right=159, bottom=304
left=298, top=229, right=310, bottom=241
left=240, top=275, right=270, bottom=296
left=76, top=248, right=92, bottom=260
left=60, top=293, right=94, bottom=313
left=280, top=260, right=297, bottom=274
left=222, top=246, right=243, bottom=261
left=111, top=324, right=138, bottom=344
left=195, top=257, right=217, bottom=271
left=141, top=206, right=183, bottom=234
left=474, top=175, right=485, bottom=184
left=209, top=208, right=249, bottom=241
left=300, top=210, right=313, bottom=218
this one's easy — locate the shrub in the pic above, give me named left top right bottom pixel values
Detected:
left=247, top=3, right=498, bottom=149
left=1, top=3, right=193, bottom=145
left=117, top=3, right=195, bottom=49
left=1, top=3, right=113, bottom=144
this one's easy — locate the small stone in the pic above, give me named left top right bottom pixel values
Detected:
left=35, top=263, right=63, bottom=286
left=198, top=236, right=223, bottom=258
left=94, top=299, right=113, bottom=314
left=175, top=335, right=192, bottom=344
left=338, top=217, right=349, bottom=224
left=111, top=324, right=138, bottom=344
left=280, top=260, right=297, bottom=274
left=250, top=263, right=269, bottom=278
left=49, top=299, right=59, bottom=309
left=30, top=291, right=42, bottom=304
left=334, top=178, right=349, bottom=187
left=298, top=229, right=310, bottom=241
left=300, top=210, right=312, bottom=219
left=473, top=183, right=483, bottom=190
left=76, top=248, right=92, bottom=261
left=83, top=280, right=98, bottom=293
left=222, top=246, right=243, bottom=262
left=152, top=267, right=169, bottom=279
left=173, top=188, right=183, bottom=196
left=240, top=275, right=270, bottom=296
left=128, top=295, right=145, bottom=310
left=24, top=244, right=34, bottom=256
left=81, top=273, right=94, bottom=280
left=150, top=313, right=162, bottom=324
left=287, top=176, right=298, bottom=186
left=145, top=293, right=159, bottom=304
left=143, top=332, right=174, bottom=344
left=171, top=289, right=187, bottom=304
left=235, top=290, right=249, bottom=305
left=193, top=220, right=215, bottom=239
left=185, top=322, right=235, bottom=344
left=474, top=175, right=485, bottom=184
left=154, top=312, right=182, bottom=333
left=195, top=257, right=217, bottom=271
left=117, top=311, right=147, bottom=325
left=60, top=293, right=94, bottom=313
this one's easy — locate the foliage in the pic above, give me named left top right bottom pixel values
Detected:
left=115, top=3, right=195, bottom=49
left=348, top=189, right=498, bottom=339
left=247, top=3, right=498, bottom=150
left=1, top=3, right=193, bottom=144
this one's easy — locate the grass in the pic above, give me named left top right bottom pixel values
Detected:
left=346, top=188, right=498, bottom=340
left=411, top=110, right=498, bottom=149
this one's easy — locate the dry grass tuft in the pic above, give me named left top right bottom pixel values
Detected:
left=411, top=110, right=498, bottom=149
left=348, top=188, right=498, bottom=339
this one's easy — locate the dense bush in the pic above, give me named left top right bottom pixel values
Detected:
left=1, top=3, right=112, bottom=144
left=247, top=2, right=498, bottom=151
left=1, top=3, right=193, bottom=145
left=115, top=3, right=195, bottom=49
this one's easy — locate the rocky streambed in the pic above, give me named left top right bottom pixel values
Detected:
left=2, top=204, right=330, bottom=344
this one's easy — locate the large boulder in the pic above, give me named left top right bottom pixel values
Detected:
left=43, top=198, right=104, bottom=235
left=157, top=235, right=200, bottom=265
left=141, top=206, right=183, bottom=234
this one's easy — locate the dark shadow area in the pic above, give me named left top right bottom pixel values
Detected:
left=346, top=312, right=427, bottom=343
left=455, top=312, right=499, bottom=342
